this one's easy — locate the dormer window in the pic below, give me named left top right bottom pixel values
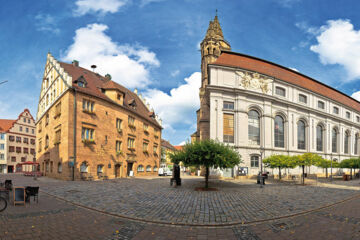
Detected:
left=128, top=99, right=137, bottom=110
left=75, top=76, right=87, bottom=88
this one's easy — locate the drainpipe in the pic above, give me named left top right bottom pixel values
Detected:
left=72, top=88, right=77, bottom=181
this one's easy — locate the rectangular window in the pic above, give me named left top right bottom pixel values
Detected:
left=275, top=87, right=286, bottom=97
left=333, top=107, right=339, bottom=114
left=31, top=139, right=35, bottom=145
left=116, top=118, right=122, bottom=130
left=81, top=127, right=94, bottom=140
left=223, top=113, right=234, bottom=143
left=38, top=121, right=42, bottom=133
left=16, top=137, right=21, bottom=143
left=143, top=123, right=149, bottom=132
left=223, top=101, right=234, bottom=110
left=30, top=149, right=35, bottom=154
left=23, top=138, right=28, bottom=144
left=23, top=118, right=26, bottom=123
left=0, top=133, right=4, bottom=140
left=346, top=112, right=351, bottom=119
left=26, top=128, right=29, bottom=133
left=55, top=129, right=61, bottom=144
left=32, top=129, right=35, bottom=134
left=23, top=148, right=29, bottom=154
left=128, top=116, right=135, bottom=128
left=38, top=140, right=42, bottom=152
left=55, top=102, right=61, bottom=117
left=21, top=157, right=26, bottom=162
left=154, top=129, right=159, bottom=139
left=127, top=138, right=135, bottom=149
left=9, top=146, right=14, bottom=152
left=116, top=141, right=122, bottom=152
left=318, top=101, right=325, bottom=109
left=251, top=156, right=259, bottom=167
left=16, top=147, right=21, bottom=153
left=153, top=145, right=158, bottom=155
left=357, top=116, right=360, bottom=123
left=299, top=94, right=307, bottom=104
left=0, top=144, right=4, bottom=150
left=11, top=156, right=16, bottom=162
left=0, top=154, right=4, bottom=160
left=19, top=126, right=22, bottom=132
left=143, top=142, right=148, bottom=153
left=82, top=99, right=95, bottom=113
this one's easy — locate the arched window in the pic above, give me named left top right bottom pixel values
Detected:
left=344, top=131, right=350, bottom=154
left=248, top=110, right=260, bottom=145
left=137, top=165, right=144, bottom=172
left=153, top=166, right=158, bottom=172
left=355, top=134, right=359, bottom=155
left=297, top=120, right=306, bottom=150
left=250, top=155, right=259, bottom=168
left=80, top=162, right=88, bottom=173
left=97, top=165, right=103, bottom=176
left=58, top=162, right=62, bottom=173
left=316, top=125, right=323, bottom=152
left=332, top=128, right=338, bottom=153
left=146, top=165, right=151, bottom=172
left=274, top=115, right=284, bottom=148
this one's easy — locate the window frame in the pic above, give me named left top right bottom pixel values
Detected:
left=275, top=86, right=286, bottom=97
left=250, top=155, right=259, bottom=168
left=298, top=94, right=307, bottom=104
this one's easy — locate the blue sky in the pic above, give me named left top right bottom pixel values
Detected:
left=1, top=0, right=360, bottom=145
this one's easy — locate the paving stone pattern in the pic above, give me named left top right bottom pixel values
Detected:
left=35, top=177, right=358, bottom=225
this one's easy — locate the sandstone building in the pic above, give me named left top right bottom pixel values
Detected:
left=36, top=54, right=162, bottom=180
left=0, top=109, right=36, bottom=173
left=160, top=139, right=177, bottom=169
left=195, top=16, right=360, bottom=177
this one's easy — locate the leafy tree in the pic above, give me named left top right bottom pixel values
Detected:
left=263, top=155, right=296, bottom=180
left=294, top=153, right=323, bottom=185
left=315, top=158, right=335, bottom=178
left=170, top=140, right=242, bottom=188
left=339, top=158, right=360, bottom=178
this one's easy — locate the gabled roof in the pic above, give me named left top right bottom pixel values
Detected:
left=0, top=119, right=16, bottom=133
left=212, top=51, right=360, bottom=113
left=59, top=62, right=161, bottom=129
left=161, top=139, right=177, bottom=151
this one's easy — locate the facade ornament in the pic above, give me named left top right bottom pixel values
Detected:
left=236, top=70, right=272, bottom=94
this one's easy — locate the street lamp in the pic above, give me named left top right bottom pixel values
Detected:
left=260, top=147, right=265, bottom=188
left=330, top=154, right=333, bottom=182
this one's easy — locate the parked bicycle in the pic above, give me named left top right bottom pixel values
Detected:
left=0, top=196, right=7, bottom=212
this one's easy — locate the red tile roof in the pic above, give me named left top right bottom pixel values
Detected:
left=161, top=139, right=177, bottom=151
left=212, top=51, right=360, bottom=113
left=59, top=62, right=162, bottom=129
left=0, top=119, right=16, bottom=132
left=174, top=145, right=183, bottom=151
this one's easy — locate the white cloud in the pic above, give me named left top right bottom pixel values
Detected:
left=170, top=70, right=180, bottom=77
left=310, top=19, right=360, bottom=81
left=62, top=23, right=159, bottom=88
left=34, top=14, right=60, bottom=34
left=351, top=91, right=360, bottom=101
left=143, top=72, right=201, bottom=129
left=74, top=0, right=128, bottom=16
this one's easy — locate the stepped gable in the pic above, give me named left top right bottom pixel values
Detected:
left=0, top=119, right=16, bottom=133
left=213, top=51, right=360, bottom=112
left=59, top=62, right=161, bottom=128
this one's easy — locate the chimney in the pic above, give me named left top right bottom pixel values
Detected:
left=72, top=60, right=79, bottom=67
left=105, top=74, right=112, bottom=81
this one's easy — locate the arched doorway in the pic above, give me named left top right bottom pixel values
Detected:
left=115, top=164, right=121, bottom=178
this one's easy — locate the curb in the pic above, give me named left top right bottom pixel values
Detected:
left=40, top=191, right=360, bottom=227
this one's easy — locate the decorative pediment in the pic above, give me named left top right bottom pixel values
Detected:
left=236, top=70, right=273, bottom=94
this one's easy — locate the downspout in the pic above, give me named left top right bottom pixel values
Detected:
left=72, top=88, right=77, bottom=181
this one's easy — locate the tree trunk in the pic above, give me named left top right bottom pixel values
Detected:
left=351, top=168, right=353, bottom=179
left=205, top=167, right=209, bottom=189
left=326, top=168, right=328, bottom=178
left=302, top=165, right=305, bottom=185
left=279, top=167, right=281, bottom=180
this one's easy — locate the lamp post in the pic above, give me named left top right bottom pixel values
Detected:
left=260, top=147, right=265, bottom=188
left=330, top=154, right=333, bottom=182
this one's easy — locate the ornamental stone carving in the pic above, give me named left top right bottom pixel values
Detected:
left=236, top=70, right=273, bottom=94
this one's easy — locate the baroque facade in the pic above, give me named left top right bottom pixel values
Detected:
left=0, top=109, right=36, bottom=173
left=195, top=16, right=360, bottom=177
left=36, top=53, right=162, bottom=180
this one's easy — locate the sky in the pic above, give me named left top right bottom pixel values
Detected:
left=1, top=0, right=360, bottom=145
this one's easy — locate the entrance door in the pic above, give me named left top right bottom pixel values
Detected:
left=7, top=166, right=13, bottom=173
left=127, top=163, right=133, bottom=176
left=115, top=164, right=121, bottom=178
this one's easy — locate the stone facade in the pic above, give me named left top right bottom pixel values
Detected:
left=0, top=109, right=36, bottom=173
left=36, top=53, right=162, bottom=180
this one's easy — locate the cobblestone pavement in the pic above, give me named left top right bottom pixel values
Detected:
left=1, top=174, right=360, bottom=239
left=2, top=174, right=359, bottom=225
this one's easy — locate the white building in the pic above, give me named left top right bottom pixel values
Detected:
left=0, top=132, right=7, bottom=173
left=195, top=16, right=359, bottom=177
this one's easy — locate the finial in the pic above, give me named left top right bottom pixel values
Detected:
left=216, top=9, right=218, bottom=17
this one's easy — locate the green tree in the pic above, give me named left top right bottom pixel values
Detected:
left=263, top=155, right=296, bottom=180
left=294, top=153, right=323, bottom=185
left=315, top=158, right=334, bottom=178
left=339, top=158, right=360, bottom=178
left=170, top=140, right=242, bottom=188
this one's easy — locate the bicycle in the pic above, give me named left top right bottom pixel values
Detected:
left=0, top=196, right=7, bottom=212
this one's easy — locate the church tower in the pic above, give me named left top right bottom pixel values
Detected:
left=196, top=14, right=231, bottom=141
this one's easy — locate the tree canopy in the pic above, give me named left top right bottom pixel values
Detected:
left=170, top=140, right=242, bottom=188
